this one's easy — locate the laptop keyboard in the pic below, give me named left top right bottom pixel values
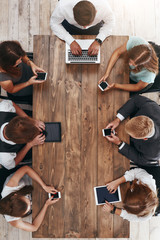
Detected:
left=68, top=50, right=98, bottom=63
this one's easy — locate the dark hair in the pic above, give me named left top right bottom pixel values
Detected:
left=5, top=116, right=40, bottom=144
left=127, top=44, right=159, bottom=74
left=0, top=41, right=26, bottom=77
left=123, top=180, right=158, bottom=217
left=73, top=1, right=96, bottom=26
left=0, top=185, right=33, bottom=217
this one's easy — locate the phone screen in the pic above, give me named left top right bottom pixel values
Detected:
left=100, top=81, right=108, bottom=90
left=104, top=128, right=112, bottom=136
left=36, top=72, right=47, bottom=80
left=51, top=192, right=59, bottom=199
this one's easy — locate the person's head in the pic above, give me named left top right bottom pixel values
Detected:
left=125, top=116, right=154, bottom=139
left=5, top=116, right=40, bottom=144
left=0, top=41, right=26, bottom=77
left=127, top=44, right=159, bottom=74
left=123, top=180, right=158, bottom=217
left=73, top=1, right=96, bottom=27
left=0, top=185, right=33, bottom=217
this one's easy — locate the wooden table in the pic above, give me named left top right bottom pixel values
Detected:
left=32, top=35, right=130, bottom=238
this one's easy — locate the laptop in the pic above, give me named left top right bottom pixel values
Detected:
left=66, top=39, right=100, bottom=64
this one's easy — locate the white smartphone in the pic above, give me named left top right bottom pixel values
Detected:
left=36, top=72, right=47, bottom=81
left=48, top=192, right=61, bottom=199
left=102, top=128, right=115, bottom=137
left=98, top=81, right=108, bottom=91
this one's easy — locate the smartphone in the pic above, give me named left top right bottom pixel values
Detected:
left=98, top=81, right=108, bottom=91
left=48, top=192, right=61, bottom=199
left=35, top=72, right=47, bottom=81
left=102, top=128, right=115, bottom=137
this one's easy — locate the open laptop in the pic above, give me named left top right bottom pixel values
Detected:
left=66, top=39, right=100, bottom=64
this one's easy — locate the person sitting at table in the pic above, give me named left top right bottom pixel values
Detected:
left=98, top=36, right=159, bottom=94
left=103, top=168, right=158, bottom=222
left=105, top=95, right=160, bottom=166
left=0, top=165, right=59, bottom=231
left=0, top=99, right=45, bottom=170
left=0, top=40, right=45, bottom=103
left=50, top=0, right=115, bottom=56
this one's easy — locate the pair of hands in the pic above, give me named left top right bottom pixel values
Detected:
left=28, top=62, right=46, bottom=85
left=98, top=75, right=115, bottom=92
left=28, top=120, right=46, bottom=147
left=43, top=185, right=60, bottom=206
left=70, top=40, right=100, bottom=56
left=105, top=118, right=122, bottom=145
left=103, top=178, right=120, bottom=213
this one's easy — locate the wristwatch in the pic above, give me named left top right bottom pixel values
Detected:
left=118, top=141, right=123, bottom=148
left=95, top=38, right=102, bottom=45
left=110, top=205, right=117, bottom=214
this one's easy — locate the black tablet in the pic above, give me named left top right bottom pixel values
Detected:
left=94, top=185, right=121, bottom=205
left=43, top=122, right=61, bottom=142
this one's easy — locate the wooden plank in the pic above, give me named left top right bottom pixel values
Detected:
left=130, top=221, right=149, bottom=240
left=97, top=36, right=129, bottom=238
left=149, top=216, right=160, bottom=240
left=0, top=215, right=8, bottom=240
left=8, top=0, right=19, bottom=40
left=29, top=0, right=40, bottom=52
left=0, top=0, right=9, bottom=41
left=18, top=0, right=29, bottom=51
left=39, top=0, right=51, bottom=35
left=111, top=36, right=130, bottom=238
left=64, top=62, right=82, bottom=238
left=32, top=35, right=50, bottom=238
left=47, top=36, right=66, bottom=238
left=80, top=62, right=98, bottom=237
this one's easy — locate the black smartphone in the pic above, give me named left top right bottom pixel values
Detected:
left=48, top=192, right=61, bottom=199
left=98, top=81, right=108, bottom=91
left=35, top=72, right=47, bottom=80
left=102, top=128, right=115, bottom=136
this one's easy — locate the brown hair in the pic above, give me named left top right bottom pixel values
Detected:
left=125, top=116, right=154, bottom=139
left=73, top=1, right=96, bottom=26
left=5, top=116, right=40, bottom=144
left=127, top=44, right=159, bottom=74
left=123, top=180, right=158, bottom=217
left=0, top=41, right=26, bottom=77
left=0, top=185, right=33, bottom=217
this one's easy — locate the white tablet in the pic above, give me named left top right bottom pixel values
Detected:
left=94, top=185, right=121, bottom=205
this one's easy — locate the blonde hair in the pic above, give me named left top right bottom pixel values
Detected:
left=123, top=180, right=158, bottom=217
left=125, top=116, right=154, bottom=139
left=127, top=44, right=159, bottom=74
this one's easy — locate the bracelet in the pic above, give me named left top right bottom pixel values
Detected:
left=118, top=141, right=123, bottom=148
left=95, top=38, right=102, bottom=45
left=110, top=205, right=116, bottom=214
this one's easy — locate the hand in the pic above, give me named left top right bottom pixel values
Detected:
left=28, top=75, right=46, bottom=85
left=106, top=179, right=120, bottom=193
left=34, top=119, right=45, bottom=131
left=43, top=185, right=58, bottom=193
left=70, top=41, right=82, bottom=55
left=30, top=61, right=45, bottom=75
left=103, top=201, right=114, bottom=213
left=45, top=197, right=60, bottom=206
left=88, top=40, right=100, bottom=56
left=106, top=133, right=121, bottom=145
left=103, top=83, right=115, bottom=92
left=98, top=74, right=108, bottom=84
left=106, top=118, right=121, bottom=130
left=28, top=133, right=45, bottom=147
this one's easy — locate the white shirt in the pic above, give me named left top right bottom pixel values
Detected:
left=50, top=0, right=115, bottom=45
left=120, top=168, right=157, bottom=222
left=1, top=174, right=32, bottom=222
left=0, top=100, right=17, bottom=169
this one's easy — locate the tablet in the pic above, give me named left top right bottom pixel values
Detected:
left=44, top=122, right=61, bottom=142
left=94, top=185, right=121, bottom=205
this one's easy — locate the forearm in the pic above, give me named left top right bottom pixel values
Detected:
left=115, top=207, right=122, bottom=216
left=104, top=50, right=121, bottom=77
left=12, top=102, right=28, bottom=117
left=32, top=203, right=48, bottom=231
left=117, top=176, right=126, bottom=185
left=14, top=144, right=32, bottom=166
left=114, top=83, right=145, bottom=92
left=8, top=81, right=30, bottom=94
